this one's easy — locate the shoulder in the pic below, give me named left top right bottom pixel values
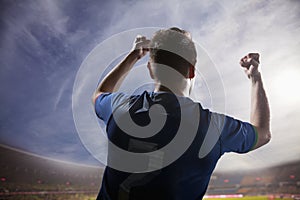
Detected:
left=95, top=92, right=132, bottom=104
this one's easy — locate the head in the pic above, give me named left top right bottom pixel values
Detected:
left=148, top=27, right=197, bottom=96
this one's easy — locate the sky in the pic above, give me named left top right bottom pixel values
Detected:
left=1, top=0, right=300, bottom=172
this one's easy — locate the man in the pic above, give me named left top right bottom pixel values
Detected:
left=92, top=27, right=271, bottom=200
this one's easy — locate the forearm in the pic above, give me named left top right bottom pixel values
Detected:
left=93, top=51, right=138, bottom=99
left=92, top=35, right=149, bottom=103
left=250, top=72, right=271, bottom=148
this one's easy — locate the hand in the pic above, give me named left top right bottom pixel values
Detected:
left=131, top=35, right=151, bottom=59
left=240, top=53, right=260, bottom=78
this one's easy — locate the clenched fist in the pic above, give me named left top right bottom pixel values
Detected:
left=132, top=35, right=151, bottom=60
left=240, top=53, right=260, bottom=78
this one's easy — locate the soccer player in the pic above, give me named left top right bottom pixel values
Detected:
left=92, top=27, right=271, bottom=200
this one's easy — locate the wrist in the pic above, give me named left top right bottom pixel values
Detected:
left=128, top=50, right=141, bottom=61
left=250, top=71, right=262, bottom=84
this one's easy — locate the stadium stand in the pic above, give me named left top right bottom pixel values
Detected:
left=0, top=145, right=103, bottom=199
left=0, top=144, right=299, bottom=199
left=207, top=162, right=300, bottom=197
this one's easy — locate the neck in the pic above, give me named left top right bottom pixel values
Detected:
left=150, top=64, right=194, bottom=97
left=154, top=80, right=191, bottom=97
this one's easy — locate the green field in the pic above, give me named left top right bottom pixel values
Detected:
left=1, top=195, right=296, bottom=200
left=205, top=197, right=293, bottom=200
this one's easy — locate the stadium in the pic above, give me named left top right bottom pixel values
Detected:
left=1, top=144, right=299, bottom=200
left=1, top=0, right=300, bottom=200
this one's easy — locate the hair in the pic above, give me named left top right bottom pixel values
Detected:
left=149, top=27, right=197, bottom=77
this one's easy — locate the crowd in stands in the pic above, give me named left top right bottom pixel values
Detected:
left=0, top=145, right=299, bottom=199
left=207, top=162, right=300, bottom=196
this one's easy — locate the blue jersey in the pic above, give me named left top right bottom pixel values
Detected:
left=95, top=91, right=257, bottom=200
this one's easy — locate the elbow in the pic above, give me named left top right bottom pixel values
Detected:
left=252, top=127, right=271, bottom=150
left=92, top=96, right=96, bottom=105
left=92, top=91, right=103, bottom=105
left=92, top=92, right=98, bottom=105
left=265, top=131, right=271, bottom=144
left=261, top=130, right=271, bottom=146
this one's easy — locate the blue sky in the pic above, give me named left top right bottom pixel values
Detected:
left=1, top=0, right=300, bottom=171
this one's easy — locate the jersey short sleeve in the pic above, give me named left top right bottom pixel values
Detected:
left=94, top=92, right=130, bottom=124
left=217, top=114, right=257, bottom=154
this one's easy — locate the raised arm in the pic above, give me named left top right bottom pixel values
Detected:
left=92, top=35, right=150, bottom=104
left=240, top=53, right=271, bottom=150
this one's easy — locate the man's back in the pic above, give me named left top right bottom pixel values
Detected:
left=92, top=27, right=271, bottom=199
left=95, top=91, right=256, bottom=200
